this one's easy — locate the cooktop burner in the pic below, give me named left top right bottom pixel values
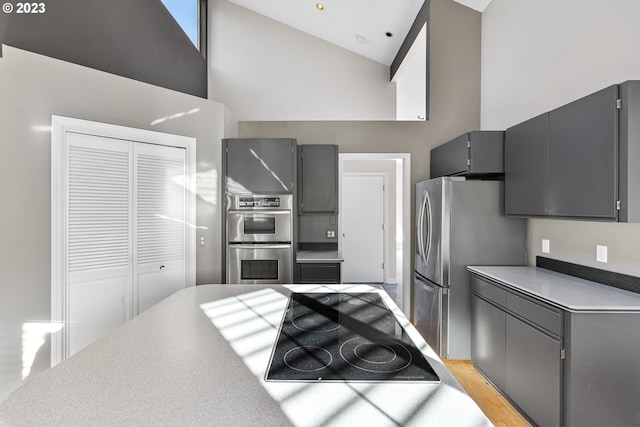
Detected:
left=265, top=292, right=440, bottom=382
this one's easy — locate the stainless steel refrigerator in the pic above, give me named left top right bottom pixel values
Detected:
left=413, top=177, right=526, bottom=359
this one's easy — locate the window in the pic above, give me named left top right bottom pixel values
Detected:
left=161, top=0, right=199, bottom=48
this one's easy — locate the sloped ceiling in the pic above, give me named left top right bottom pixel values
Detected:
left=226, top=0, right=492, bottom=66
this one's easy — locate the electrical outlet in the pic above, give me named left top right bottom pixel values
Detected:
left=542, top=239, right=550, bottom=254
left=596, top=245, right=608, bottom=263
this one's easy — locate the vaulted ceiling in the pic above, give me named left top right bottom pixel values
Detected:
left=226, top=0, right=492, bottom=66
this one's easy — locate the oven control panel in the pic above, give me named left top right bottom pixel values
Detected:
left=228, top=194, right=293, bottom=211
left=239, top=197, right=281, bottom=208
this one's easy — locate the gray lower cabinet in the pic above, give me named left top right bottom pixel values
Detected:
left=471, top=269, right=640, bottom=427
left=298, top=263, right=340, bottom=284
left=471, top=275, right=563, bottom=426
left=224, top=138, right=296, bottom=194
left=471, top=295, right=506, bottom=391
left=563, top=311, right=640, bottom=427
left=505, top=313, right=562, bottom=427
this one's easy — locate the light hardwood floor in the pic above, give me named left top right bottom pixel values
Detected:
left=442, top=359, right=532, bottom=427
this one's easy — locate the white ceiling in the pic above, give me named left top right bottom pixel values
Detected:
left=226, top=0, right=492, bottom=66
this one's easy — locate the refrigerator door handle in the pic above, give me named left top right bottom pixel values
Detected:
left=418, top=192, right=428, bottom=266
left=417, top=193, right=425, bottom=263
left=424, top=190, right=432, bottom=266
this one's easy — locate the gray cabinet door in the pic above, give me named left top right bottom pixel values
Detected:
left=471, top=294, right=506, bottom=391
left=298, top=263, right=340, bottom=284
left=506, top=314, right=562, bottom=427
left=430, top=133, right=468, bottom=178
left=618, top=80, right=640, bottom=222
left=547, top=85, right=618, bottom=219
left=505, top=113, right=549, bottom=216
left=225, top=138, right=295, bottom=194
left=299, top=145, right=338, bottom=213
left=468, top=131, right=504, bottom=175
left=430, top=131, right=504, bottom=178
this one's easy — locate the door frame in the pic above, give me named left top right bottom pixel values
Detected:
left=341, top=172, right=388, bottom=283
left=338, top=153, right=411, bottom=312
left=51, top=115, right=196, bottom=365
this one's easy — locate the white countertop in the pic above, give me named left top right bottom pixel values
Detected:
left=0, top=284, right=491, bottom=427
left=296, top=250, right=344, bottom=263
left=468, top=266, right=640, bottom=312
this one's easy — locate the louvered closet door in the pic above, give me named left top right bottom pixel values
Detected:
left=134, top=143, right=187, bottom=313
left=66, top=133, right=132, bottom=356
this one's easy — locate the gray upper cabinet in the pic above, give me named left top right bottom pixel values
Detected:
left=547, top=85, right=618, bottom=219
left=298, top=144, right=338, bottom=213
left=430, top=131, right=504, bottom=178
left=505, top=114, right=549, bottom=216
left=618, top=81, right=640, bottom=222
left=224, top=138, right=296, bottom=194
left=505, top=80, right=640, bottom=222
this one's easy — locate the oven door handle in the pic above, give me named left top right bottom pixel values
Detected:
left=227, top=210, right=291, bottom=215
left=228, top=243, right=291, bottom=249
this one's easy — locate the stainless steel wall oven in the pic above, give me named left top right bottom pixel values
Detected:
left=226, top=194, right=293, bottom=284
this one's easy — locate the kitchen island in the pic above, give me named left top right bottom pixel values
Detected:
left=0, top=284, right=491, bottom=426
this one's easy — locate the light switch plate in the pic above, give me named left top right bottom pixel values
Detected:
left=596, top=245, right=608, bottom=263
left=542, top=239, right=550, bottom=254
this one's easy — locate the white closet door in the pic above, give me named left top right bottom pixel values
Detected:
left=66, top=133, right=132, bottom=356
left=53, top=116, right=196, bottom=364
left=134, top=143, right=187, bottom=313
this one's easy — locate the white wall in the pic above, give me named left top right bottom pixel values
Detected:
left=0, top=46, right=228, bottom=401
left=481, top=0, right=640, bottom=275
left=208, top=0, right=397, bottom=121
left=394, top=24, right=427, bottom=121
left=482, top=0, right=640, bottom=130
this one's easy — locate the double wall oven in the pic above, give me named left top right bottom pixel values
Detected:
left=226, top=194, right=293, bottom=284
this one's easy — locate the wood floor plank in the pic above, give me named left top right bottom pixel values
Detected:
left=442, top=359, right=532, bottom=427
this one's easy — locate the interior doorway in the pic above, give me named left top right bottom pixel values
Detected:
left=341, top=173, right=386, bottom=283
left=338, top=153, right=411, bottom=314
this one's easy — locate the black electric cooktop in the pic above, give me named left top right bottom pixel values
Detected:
left=265, top=292, right=440, bottom=382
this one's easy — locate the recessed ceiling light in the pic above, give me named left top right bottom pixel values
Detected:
left=385, top=32, right=393, bottom=37
left=316, top=3, right=324, bottom=11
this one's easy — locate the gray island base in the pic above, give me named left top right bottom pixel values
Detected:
left=0, top=284, right=491, bottom=426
